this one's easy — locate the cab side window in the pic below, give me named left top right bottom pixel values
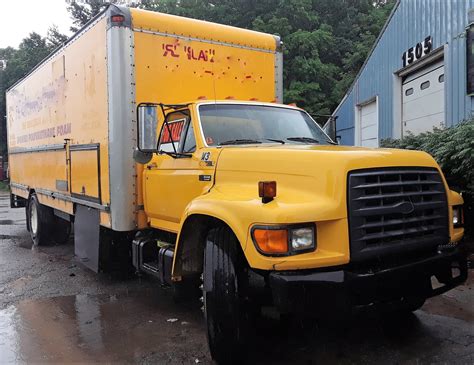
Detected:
left=182, top=122, right=196, bottom=153
left=158, top=117, right=186, bottom=153
left=158, top=110, right=196, bottom=154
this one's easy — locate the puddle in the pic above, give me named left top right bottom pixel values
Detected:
left=0, top=288, right=473, bottom=364
left=0, top=235, right=20, bottom=240
left=0, top=291, right=210, bottom=364
left=0, top=220, right=25, bottom=225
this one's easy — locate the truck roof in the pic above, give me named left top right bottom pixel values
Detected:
left=8, top=5, right=281, bottom=93
left=130, top=7, right=279, bottom=53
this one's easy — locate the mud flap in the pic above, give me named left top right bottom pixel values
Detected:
left=74, top=205, right=100, bottom=272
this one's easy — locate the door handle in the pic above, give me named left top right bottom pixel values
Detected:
left=146, top=162, right=157, bottom=170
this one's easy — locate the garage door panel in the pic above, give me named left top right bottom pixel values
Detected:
left=358, top=99, right=378, bottom=147
left=402, top=62, right=444, bottom=136
left=403, top=97, right=444, bottom=119
left=361, top=103, right=376, bottom=116
left=361, top=113, right=377, bottom=126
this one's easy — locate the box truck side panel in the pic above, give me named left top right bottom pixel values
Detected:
left=7, top=16, right=110, bottom=220
left=133, top=31, right=279, bottom=104
left=130, top=8, right=281, bottom=105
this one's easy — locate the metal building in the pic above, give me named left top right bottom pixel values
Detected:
left=332, top=0, right=474, bottom=146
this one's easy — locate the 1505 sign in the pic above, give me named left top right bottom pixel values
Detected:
left=402, top=36, right=432, bottom=67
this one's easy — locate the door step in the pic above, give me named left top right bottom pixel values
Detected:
left=132, top=236, right=174, bottom=285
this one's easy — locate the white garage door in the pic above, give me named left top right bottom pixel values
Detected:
left=402, top=61, right=444, bottom=136
left=357, top=100, right=378, bottom=147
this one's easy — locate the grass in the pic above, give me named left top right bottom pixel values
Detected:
left=0, top=181, right=10, bottom=192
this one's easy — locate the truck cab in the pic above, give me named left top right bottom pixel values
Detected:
left=135, top=100, right=467, bottom=363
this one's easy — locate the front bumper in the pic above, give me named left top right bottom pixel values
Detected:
left=269, top=247, right=468, bottom=316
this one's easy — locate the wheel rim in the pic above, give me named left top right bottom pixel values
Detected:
left=30, top=202, right=38, bottom=236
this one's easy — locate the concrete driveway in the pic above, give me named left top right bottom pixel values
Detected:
left=0, top=192, right=472, bottom=364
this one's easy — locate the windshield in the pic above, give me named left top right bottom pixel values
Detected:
left=198, top=104, right=333, bottom=146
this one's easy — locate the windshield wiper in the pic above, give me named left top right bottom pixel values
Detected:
left=264, top=138, right=285, bottom=144
left=219, top=139, right=262, bottom=146
left=159, top=150, right=192, bottom=158
left=286, top=137, right=320, bottom=144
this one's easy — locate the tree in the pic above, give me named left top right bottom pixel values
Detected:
left=67, top=1, right=110, bottom=32
left=64, top=0, right=394, bottom=115
left=138, top=0, right=395, bottom=115
left=0, top=0, right=396, bottom=159
left=47, top=25, right=69, bottom=48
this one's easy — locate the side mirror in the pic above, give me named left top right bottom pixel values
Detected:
left=137, top=103, right=158, bottom=151
left=135, top=103, right=159, bottom=164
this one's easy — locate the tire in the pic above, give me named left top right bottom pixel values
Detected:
left=203, top=226, right=252, bottom=364
left=52, top=216, right=71, bottom=245
left=173, top=276, right=201, bottom=304
left=383, top=296, right=426, bottom=317
left=400, top=296, right=425, bottom=313
left=27, top=193, right=54, bottom=246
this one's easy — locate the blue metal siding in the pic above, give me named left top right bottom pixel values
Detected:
left=335, top=0, right=474, bottom=145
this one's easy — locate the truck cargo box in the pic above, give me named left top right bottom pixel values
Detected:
left=7, top=5, right=282, bottom=234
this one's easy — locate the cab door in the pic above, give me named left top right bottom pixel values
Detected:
left=144, top=109, right=216, bottom=232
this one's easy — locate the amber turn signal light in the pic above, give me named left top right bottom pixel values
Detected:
left=253, top=228, right=288, bottom=254
left=259, top=181, right=276, bottom=203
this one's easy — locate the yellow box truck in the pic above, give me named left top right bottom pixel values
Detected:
left=6, top=5, right=467, bottom=363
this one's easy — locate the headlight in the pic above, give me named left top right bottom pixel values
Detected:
left=251, top=224, right=316, bottom=256
left=291, top=227, right=315, bottom=251
left=453, top=206, right=463, bottom=227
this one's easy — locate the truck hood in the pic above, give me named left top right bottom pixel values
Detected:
left=213, top=144, right=442, bottom=221
left=215, top=144, right=440, bottom=175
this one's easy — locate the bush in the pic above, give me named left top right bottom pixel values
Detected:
left=381, top=120, right=474, bottom=240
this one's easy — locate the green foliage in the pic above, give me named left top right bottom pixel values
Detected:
left=381, top=121, right=474, bottom=195
left=138, top=0, right=395, bottom=115
left=67, top=1, right=108, bottom=32
left=47, top=25, right=69, bottom=48
left=0, top=0, right=395, bottom=157
left=0, top=181, right=9, bottom=191
left=381, top=121, right=474, bottom=239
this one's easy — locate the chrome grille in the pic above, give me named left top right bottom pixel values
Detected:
left=347, top=168, right=449, bottom=262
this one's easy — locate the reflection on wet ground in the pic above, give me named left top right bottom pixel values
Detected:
left=0, top=283, right=473, bottom=364
left=0, top=290, right=210, bottom=364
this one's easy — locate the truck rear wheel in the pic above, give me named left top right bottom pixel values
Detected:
left=203, top=226, right=252, bottom=364
left=27, top=194, right=54, bottom=246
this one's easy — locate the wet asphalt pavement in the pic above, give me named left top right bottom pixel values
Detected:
left=0, top=192, right=473, bottom=364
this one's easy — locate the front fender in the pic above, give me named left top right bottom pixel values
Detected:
left=176, top=184, right=350, bottom=271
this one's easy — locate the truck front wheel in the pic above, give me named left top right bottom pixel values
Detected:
left=27, top=194, right=54, bottom=246
left=203, top=226, right=253, bottom=364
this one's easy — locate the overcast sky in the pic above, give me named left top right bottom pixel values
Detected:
left=0, top=0, right=72, bottom=49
